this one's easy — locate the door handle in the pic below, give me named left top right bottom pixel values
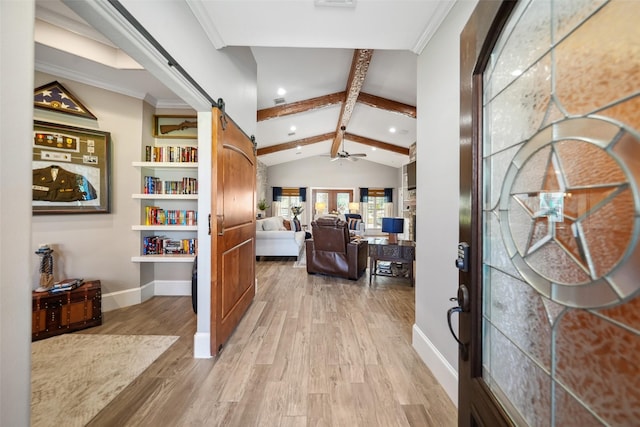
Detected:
left=447, top=284, right=469, bottom=361
left=216, top=214, right=224, bottom=236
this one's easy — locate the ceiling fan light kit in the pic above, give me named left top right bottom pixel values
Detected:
left=329, top=126, right=366, bottom=161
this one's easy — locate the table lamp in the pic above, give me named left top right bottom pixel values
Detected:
left=381, top=217, right=404, bottom=244
left=315, top=202, right=326, bottom=216
left=348, top=202, right=359, bottom=213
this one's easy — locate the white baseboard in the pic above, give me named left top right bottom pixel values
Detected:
left=101, top=287, right=142, bottom=312
left=101, top=280, right=190, bottom=312
left=412, top=324, right=459, bottom=407
left=154, top=280, right=191, bottom=296
left=193, top=332, right=212, bottom=359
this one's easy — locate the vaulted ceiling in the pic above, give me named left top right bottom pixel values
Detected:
left=35, top=0, right=455, bottom=167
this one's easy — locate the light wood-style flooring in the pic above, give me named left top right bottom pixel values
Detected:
left=81, top=258, right=457, bottom=426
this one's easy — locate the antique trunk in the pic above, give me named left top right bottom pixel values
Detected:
left=32, top=280, right=102, bottom=341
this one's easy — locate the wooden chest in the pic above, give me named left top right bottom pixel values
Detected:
left=32, top=280, right=102, bottom=341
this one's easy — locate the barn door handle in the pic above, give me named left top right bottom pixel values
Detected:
left=217, top=214, right=224, bottom=236
left=447, top=284, right=469, bottom=361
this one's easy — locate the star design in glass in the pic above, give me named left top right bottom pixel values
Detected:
left=510, top=147, right=628, bottom=279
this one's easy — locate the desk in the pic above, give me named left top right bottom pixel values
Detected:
left=367, top=239, right=415, bottom=286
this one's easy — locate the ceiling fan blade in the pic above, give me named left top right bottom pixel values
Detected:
left=350, top=153, right=367, bottom=157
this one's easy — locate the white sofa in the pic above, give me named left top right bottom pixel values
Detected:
left=256, top=216, right=306, bottom=257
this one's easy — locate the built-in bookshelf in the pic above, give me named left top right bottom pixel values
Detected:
left=131, top=159, right=198, bottom=263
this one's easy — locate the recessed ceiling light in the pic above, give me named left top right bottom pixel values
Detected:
left=371, top=147, right=377, bottom=151
left=389, top=127, right=396, bottom=133
left=277, top=87, right=286, bottom=96
left=290, top=125, right=296, bottom=132
left=511, top=69, right=523, bottom=76
left=296, top=145, right=302, bottom=150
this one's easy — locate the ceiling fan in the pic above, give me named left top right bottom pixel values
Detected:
left=328, top=126, right=367, bottom=161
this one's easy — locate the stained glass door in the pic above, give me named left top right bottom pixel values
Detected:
left=459, top=1, right=640, bottom=425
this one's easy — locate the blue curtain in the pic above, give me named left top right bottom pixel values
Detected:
left=359, top=187, right=368, bottom=203
left=299, top=187, right=307, bottom=202
left=272, top=186, right=282, bottom=202
left=384, top=188, right=393, bottom=203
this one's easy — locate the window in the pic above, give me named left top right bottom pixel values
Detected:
left=365, top=188, right=386, bottom=229
left=277, top=188, right=302, bottom=219
left=311, top=189, right=354, bottom=216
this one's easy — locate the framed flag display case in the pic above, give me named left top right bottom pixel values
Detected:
left=32, top=121, right=111, bottom=214
left=33, top=81, right=97, bottom=120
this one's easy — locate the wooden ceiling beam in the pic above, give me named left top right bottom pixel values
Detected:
left=257, top=91, right=346, bottom=121
left=357, top=92, right=417, bottom=118
left=256, top=131, right=409, bottom=156
left=344, top=132, right=410, bottom=155
left=256, top=132, right=334, bottom=156
left=331, top=49, right=374, bottom=157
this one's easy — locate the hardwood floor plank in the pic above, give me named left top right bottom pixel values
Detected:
left=52, top=259, right=456, bottom=426
left=255, top=310, right=287, bottom=364
left=307, top=393, right=333, bottom=427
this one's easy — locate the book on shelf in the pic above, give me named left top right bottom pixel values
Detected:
left=143, top=176, right=198, bottom=195
left=145, top=145, right=198, bottom=163
left=144, top=206, right=197, bottom=226
left=142, top=236, right=197, bottom=255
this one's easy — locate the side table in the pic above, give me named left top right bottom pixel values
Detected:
left=367, top=239, right=415, bottom=286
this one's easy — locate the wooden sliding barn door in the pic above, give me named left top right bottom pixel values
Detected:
left=210, top=105, right=256, bottom=356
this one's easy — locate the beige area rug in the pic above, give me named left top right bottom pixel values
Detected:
left=31, top=334, right=179, bottom=427
left=293, top=247, right=307, bottom=268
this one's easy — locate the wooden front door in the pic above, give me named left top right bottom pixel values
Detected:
left=457, top=1, right=640, bottom=425
left=210, top=106, right=256, bottom=356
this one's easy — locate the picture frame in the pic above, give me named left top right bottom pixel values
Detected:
left=153, top=115, right=197, bottom=139
left=32, top=121, right=111, bottom=214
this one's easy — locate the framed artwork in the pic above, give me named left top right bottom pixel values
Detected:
left=32, top=121, right=111, bottom=214
left=153, top=115, right=197, bottom=139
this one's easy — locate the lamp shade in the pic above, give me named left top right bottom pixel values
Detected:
left=348, top=202, right=359, bottom=212
left=381, top=217, right=404, bottom=234
left=315, top=202, right=326, bottom=211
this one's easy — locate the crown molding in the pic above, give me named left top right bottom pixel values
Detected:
left=186, top=0, right=226, bottom=50
left=412, top=1, right=455, bottom=55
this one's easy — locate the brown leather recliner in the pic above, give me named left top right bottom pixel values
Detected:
left=305, top=217, right=368, bottom=280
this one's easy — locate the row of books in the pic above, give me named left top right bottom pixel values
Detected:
left=143, top=236, right=198, bottom=255
left=143, top=176, right=198, bottom=195
left=145, top=145, right=198, bottom=163
left=145, top=206, right=197, bottom=226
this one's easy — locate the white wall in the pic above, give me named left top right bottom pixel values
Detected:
left=0, top=2, right=34, bottom=425
left=268, top=155, right=401, bottom=223
left=413, top=0, right=478, bottom=406
left=32, top=72, right=142, bottom=296
left=117, top=0, right=258, bottom=135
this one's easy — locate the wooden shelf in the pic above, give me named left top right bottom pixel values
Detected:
left=132, top=161, right=198, bottom=169
left=132, top=194, right=198, bottom=200
left=132, top=225, right=197, bottom=231
left=131, top=255, right=196, bottom=263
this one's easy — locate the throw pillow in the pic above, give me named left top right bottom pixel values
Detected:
left=283, top=219, right=291, bottom=230
left=292, top=218, right=302, bottom=232
left=262, top=217, right=281, bottom=231
left=348, top=218, right=360, bottom=230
